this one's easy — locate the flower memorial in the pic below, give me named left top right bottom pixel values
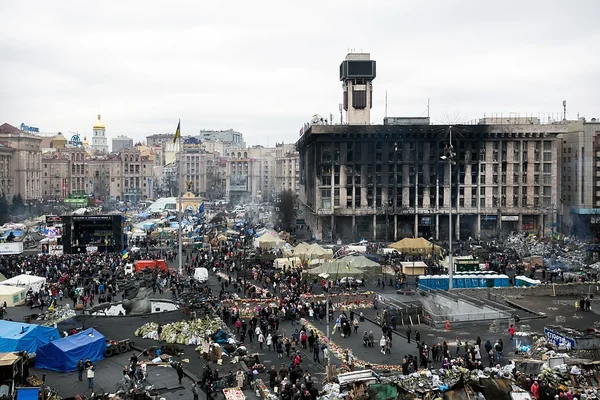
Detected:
left=135, top=316, right=226, bottom=346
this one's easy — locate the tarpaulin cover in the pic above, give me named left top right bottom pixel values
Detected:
left=0, top=320, right=59, bottom=353
left=213, top=329, right=229, bottom=344
left=35, top=328, right=106, bottom=372
left=16, top=387, right=39, bottom=400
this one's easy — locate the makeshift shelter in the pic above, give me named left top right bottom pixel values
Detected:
left=0, top=275, right=46, bottom=293
left=35, top=328, right=106, bottom=372
left=400, top=261, right=428, bottom=276
left=0, top=285, right=26, bottom=307
left=305, top=262, right=364, bottom=278
left=294, top=243, right=334, bottom=262
left=388, top=237, right=443, bottom=256
left=337, top=255, right=380, bottom=270
left=0, top=321, right=59, bottom=353
left=254, top=232, right=284, bottom=249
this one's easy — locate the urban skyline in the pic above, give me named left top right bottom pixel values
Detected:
left=1, top=1, right=599, bottom=145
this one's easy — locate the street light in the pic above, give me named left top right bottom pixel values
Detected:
left=440, top=128, right=456, bottom=289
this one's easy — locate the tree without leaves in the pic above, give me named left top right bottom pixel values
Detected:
left=276, top=190, right=296, bottom=232
left=9, top=193, right=24, bottom=215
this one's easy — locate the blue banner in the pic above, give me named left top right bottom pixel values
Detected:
left=544, top=327, right=575, bottom=348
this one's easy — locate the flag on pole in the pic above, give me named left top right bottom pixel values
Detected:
left=173, top=120, right=181, bottom=144
left=199, top=203, right=204, bottom=213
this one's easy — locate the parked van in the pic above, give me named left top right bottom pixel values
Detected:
left=124, top=263, right=134, bottom=275
left=134, top=259, right=169, bottom=273
left=193, top=267, right=209, bottom=283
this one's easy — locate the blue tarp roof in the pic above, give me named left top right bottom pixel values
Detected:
left=0, top=320, right=60, bottom=353
left=35, top=328, right=106, bottom=372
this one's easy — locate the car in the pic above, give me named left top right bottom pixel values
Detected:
left=340, top=277, right=363, bottom=286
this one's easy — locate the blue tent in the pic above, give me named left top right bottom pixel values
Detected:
left=0, top=320, right=60, bottom=353
left=35, top=328, right=106, bottom=372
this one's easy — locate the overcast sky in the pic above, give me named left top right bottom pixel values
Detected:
left=1, top=0, right=599, bottom=146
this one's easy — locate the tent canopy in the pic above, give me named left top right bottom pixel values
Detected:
left=0, top=320, right=60, bottom=353
left=388, top=237, right=443, bottom=255
left=305, top=262, right=364, bottom=278
left=254, top=232, right=284, bottom=249
left=1, top=274, right=46, bottom=293
left=35, top=328, right=106, bottom=372
left=0, top=285, right=26, bottom=306
left=294, top=243, right=333, bottom=262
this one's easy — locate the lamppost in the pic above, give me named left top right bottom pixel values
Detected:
left=441, top=128, right=456, bottom=289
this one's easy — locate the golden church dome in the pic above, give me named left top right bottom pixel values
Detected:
left=93, top=114, right=105, bottom=130
left=82, top=136, right=89, bottom=147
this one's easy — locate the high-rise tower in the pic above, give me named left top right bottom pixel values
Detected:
left=340, top=53, right=376, bottom=125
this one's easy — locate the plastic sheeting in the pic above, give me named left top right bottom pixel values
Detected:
left=35, top=328, right=106, bottom=372
left=0, top=320, right=59, bottom=353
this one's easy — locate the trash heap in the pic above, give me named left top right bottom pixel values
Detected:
left=134, top=316, right=228, bottom=345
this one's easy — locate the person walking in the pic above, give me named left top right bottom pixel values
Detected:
left=406, top=326, right=411, bottom=343
left=76, top=359, right=84, bottom=381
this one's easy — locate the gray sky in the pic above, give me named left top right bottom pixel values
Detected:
left=1, top=0, right=599, bottom=146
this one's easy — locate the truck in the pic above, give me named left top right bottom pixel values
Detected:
left=0, top=242, right=23, bottom=255
left=134, top=259, right=169, bottom=273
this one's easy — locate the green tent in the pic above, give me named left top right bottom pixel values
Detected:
left=305, top=262, right=364, bottom=278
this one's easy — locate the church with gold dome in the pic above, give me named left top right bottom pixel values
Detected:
left=91, top=114, right=108, bottom=153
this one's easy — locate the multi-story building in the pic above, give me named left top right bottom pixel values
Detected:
left=0, top=123, right=42, bottom=202
left=198, top=129, right=245, bottom=156
left=225, top=146, right=276, bottom=203
left=41, top=146, right=89, bottom=200
left=296, top=53, right=575, bottom=242
left=0, top=144, right=15, bottom=199
left=202, top=139, right=225, bottom=156
left=206, top=157, right=227, bottom=200
left=177, top=145, right=210, bottom=196
left=560, top=118, right=600, bottom=238
left=112, top=135, right=133, bottom=152
left=146, top=133, right=174, bottom=147
left=91, top=114, right=109, bottom=153
left=275, top=142, right=300, bottom=195
left=119, top=148, right=154, bottom=202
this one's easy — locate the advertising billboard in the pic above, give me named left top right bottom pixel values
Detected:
left=230, top=175, right=248, bottom=191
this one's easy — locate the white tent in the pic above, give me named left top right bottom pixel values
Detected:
left=1, top=274, right=46, bottom=293
left=0, top=285, right=26, bottom=307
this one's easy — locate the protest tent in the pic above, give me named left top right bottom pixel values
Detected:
left=388, top=237, right=443, bottom=256
left=294, top=243, right=334, bottom=262
left=305, top=262, right=364, bottom=278
left=35, top=328, right=106, bottom=372
left=0, top=285, right=26, bottom=307
left=0, top=320, right=60, bottom=353
left=0, top=274, right=46, bottom=293
left=254, top=231, right=284, bottom=249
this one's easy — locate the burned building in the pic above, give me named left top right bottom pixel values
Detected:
left=296, top=53, right=581, bottom=242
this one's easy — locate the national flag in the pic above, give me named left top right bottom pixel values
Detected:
left=173, top=120, right=181, bottom=144
left=199, top=203, right=205, bottom=213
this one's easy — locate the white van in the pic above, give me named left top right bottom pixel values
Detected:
left=193, top=267, right=209, bottom=283
left=124, top=263, right=134, bottom=275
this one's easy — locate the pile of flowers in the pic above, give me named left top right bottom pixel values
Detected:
left=252, top=379, right=278, bottom=400
left=300, top=291, right=374, bottom=301
left=331, top=300, right=374, bottom=310
left=134, top=316, right=226, bottom=346
left=300, top=318, right=403, bottom=372
left=222, top=388, right=245, bottom=400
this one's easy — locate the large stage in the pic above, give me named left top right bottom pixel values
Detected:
left=61, top=215, right=124, bottom=254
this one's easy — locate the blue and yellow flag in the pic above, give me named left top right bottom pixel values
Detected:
left=173, top=120, right=181, bottom=144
